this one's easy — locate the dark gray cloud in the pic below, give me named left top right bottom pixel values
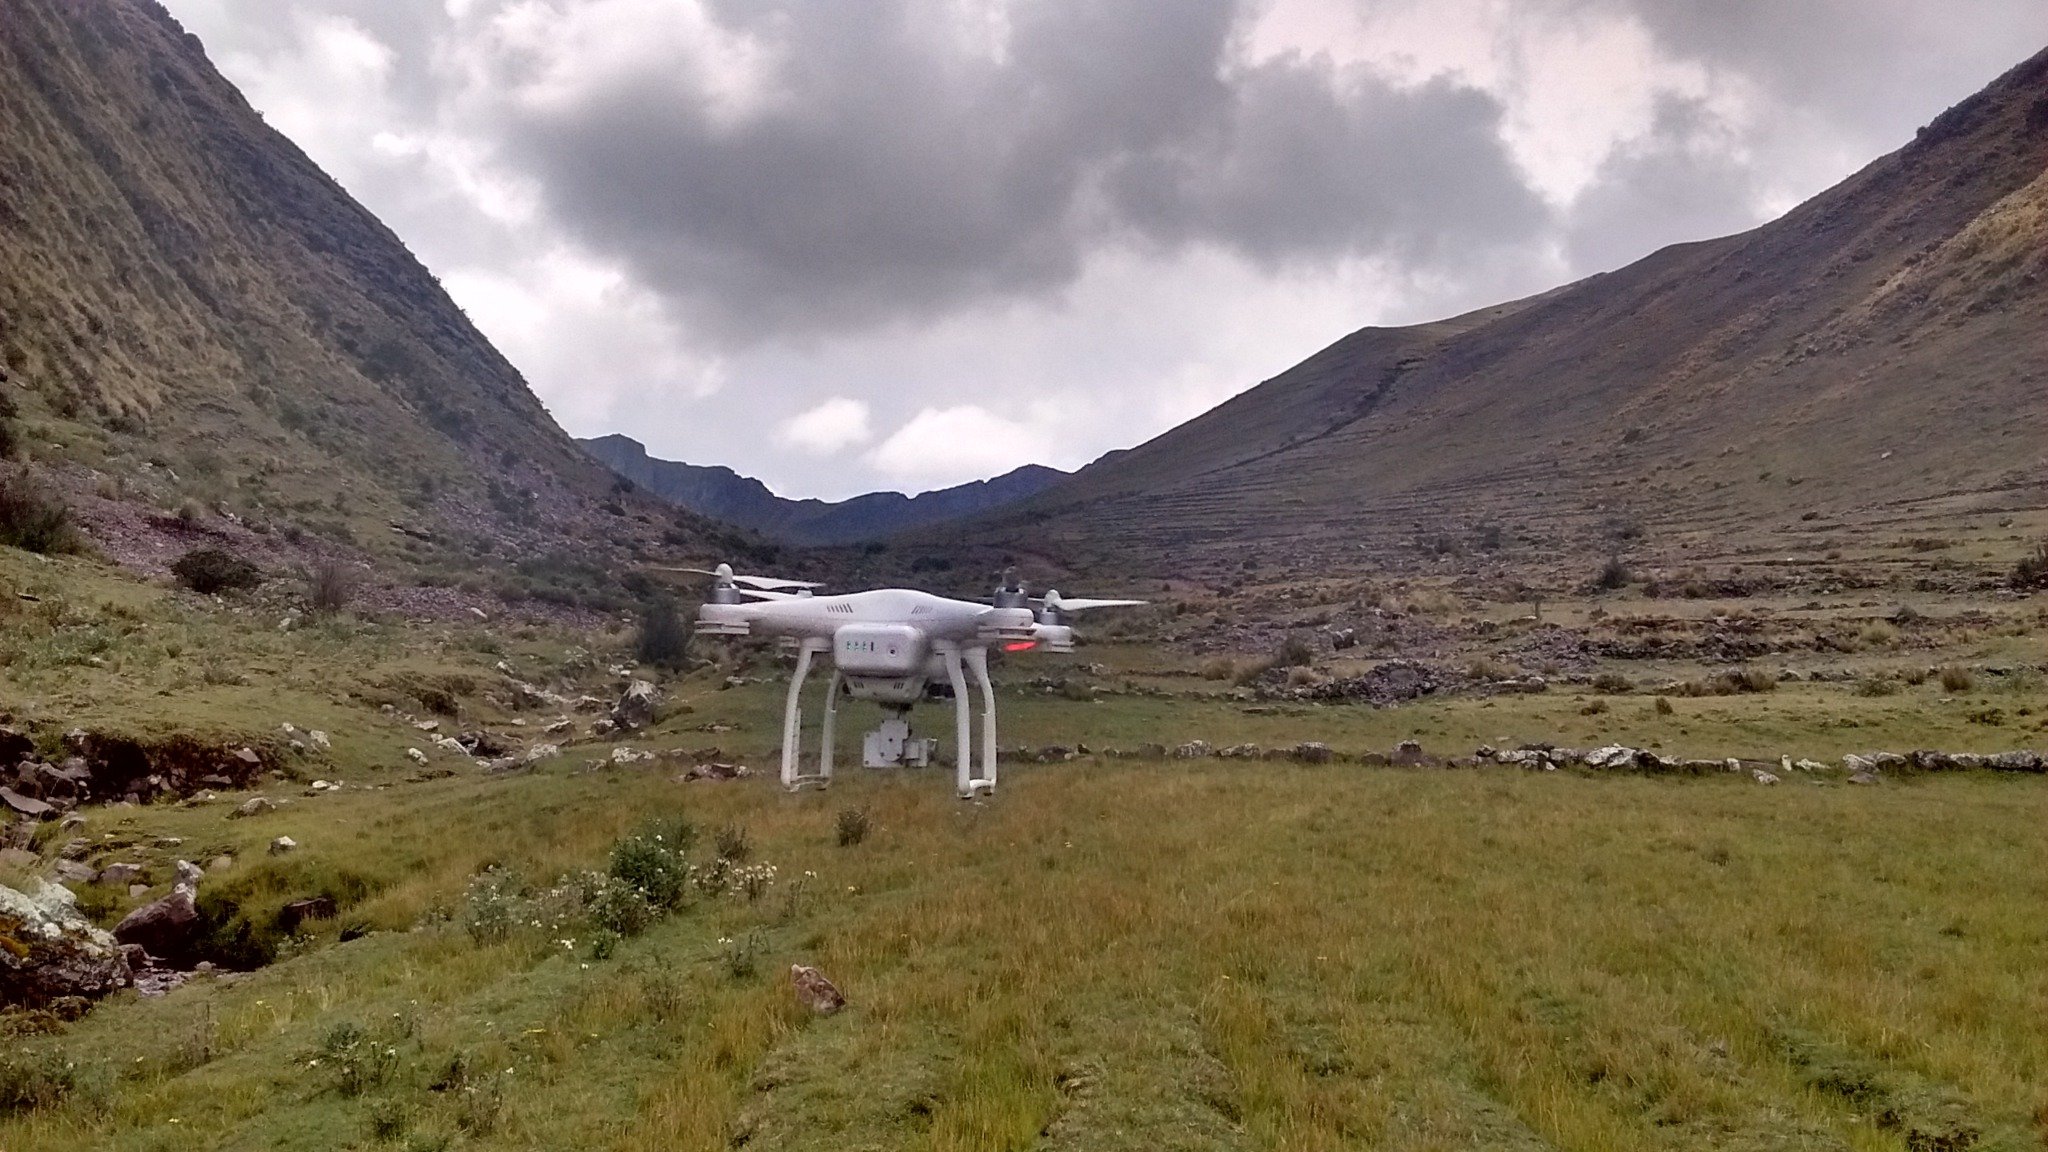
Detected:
left=495, top=0, right=1547, bottom=345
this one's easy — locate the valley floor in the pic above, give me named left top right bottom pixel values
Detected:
left=3, top=755, right=2046, bottom=1151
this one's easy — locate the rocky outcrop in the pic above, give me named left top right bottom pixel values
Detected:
left=0, top=879, right=132, bottom=1007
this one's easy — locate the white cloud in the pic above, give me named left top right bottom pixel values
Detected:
left=776, top=398, right=874, bottom=455
left=866, top=406, right=1055, bottom=490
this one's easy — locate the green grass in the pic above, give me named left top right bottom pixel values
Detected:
left=3, top=759, right=2044, bottom=1150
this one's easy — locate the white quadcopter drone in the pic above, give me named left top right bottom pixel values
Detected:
left=686, top=564, right=1142, bottom=798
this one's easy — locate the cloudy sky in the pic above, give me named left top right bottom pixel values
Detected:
left=158, top=0, right=2048, bottom=500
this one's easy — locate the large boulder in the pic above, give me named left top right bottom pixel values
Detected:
left=113, top=860, right=204, bottom=963
left=0, top=880, right=132, bottom=1007
left=612, top=680, right=660, bottom=732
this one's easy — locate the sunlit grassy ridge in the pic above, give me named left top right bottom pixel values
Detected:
left=4, top=759, right=2043, bottom=1151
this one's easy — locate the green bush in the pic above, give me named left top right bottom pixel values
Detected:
left=608, top=828, right=692, bottom=910
left=634, top=597, right=691, bottom=670
left=0, top=1051, right=80, bottom=1117
left=0, top=469, right=79, bottom=555
left=171, top=547, right=262, bottom=594
left=2014, top=541, right=2048, bottom=590
left=1594, top=555, right=1631, bottom=591
left=836, top=806, right=871, bottom=847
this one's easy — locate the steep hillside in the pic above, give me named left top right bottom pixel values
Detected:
left=0, top=0, right=734, bottom=587
left=962, top=46, right=2048, bottom=585
left=581, top=434, right=1066, bottom=546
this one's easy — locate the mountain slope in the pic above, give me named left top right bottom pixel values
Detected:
left=581, top=434, right=1067, bottom=546
left=0, top=0, right=731, bottom=575
left=961, top=45, right=2048, bottom=581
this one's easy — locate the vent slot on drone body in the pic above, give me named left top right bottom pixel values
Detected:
left=828, top=603, right=855, bottom=614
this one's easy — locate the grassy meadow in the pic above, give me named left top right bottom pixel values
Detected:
left=3, top=755, right=2044, bottom=1151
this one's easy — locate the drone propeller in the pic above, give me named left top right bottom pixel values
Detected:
left=1034, top=590, right=1147, bottom=613
left=667, top=563, right=821, bottom=591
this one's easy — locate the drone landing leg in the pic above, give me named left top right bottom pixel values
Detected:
left=819, top=669, right=842, bottom=784
left=940, top=645, right=979, bottom=799
left=780, top=640, right=832, bottom=791
left=966, top=646, right=997, bottom=795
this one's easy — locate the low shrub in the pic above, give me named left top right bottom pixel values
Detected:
left=1594, top=555, right=1631, bottom=591
left=836, top=806, right=870, bottom=847
left=1938, top=666, right=1975, bottom=693
left=713, top=823, right=751, bottom=863
left=172, top=547, right=261, bottom=594
left=1654, top=696, right=1675, bottom=715
left=1592, top=672, right=1634, bottom=695
left=608, top=825, right=692, bottom=910
left=0, top=469, right=79, bottom=555
left=307, top=558, right=355, bottom=614
left=1270, top=634, right=1316, bottom=670
left=2015, top=541, right=2048, bottom=590
left=634, top=597, right=691, bottom=671
left=1856, top=676, right=1901, bottom=697
left=0, top=1051, right=80, bottom=1116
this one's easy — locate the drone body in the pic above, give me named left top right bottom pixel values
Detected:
left=688, top=565, right=1139, bottom=798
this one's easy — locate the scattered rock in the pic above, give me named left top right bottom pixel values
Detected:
left=406, top=748, right=428, bottom=764
left=52, top=860, right=96, bottom=884
left=269, top=836, right=298, bottom=855
left=208, top=855, right=234, bottom=874
left=0, top=879, right=133, bottom=1007
left=229, top=796, right=276, bottom=819
left=1172, top=741, right=1210, bottom=759
left=543, top=719, right=573, bottom=735
left=1291, top=741, right=1333, bottom=764
left=279, top=896, right=335, bottom=931
left=0, top=786, right=54, bottom=820
left=790, top=964, right=845, bottom=1015
left=1753, top=770, right=1780, bottom=785
left=309, top=731, right=331, bottom=751
left=1988, top=750, right=2043, bottom=773
left=591, top=719, right=618, bottom=737
left=612, top=680, right=660, bottom=732
left=681, top=762, right=750, bottom=782
left=113, top=861, right=204, bottom=964
left=1842, top=754, right=1877, bottom=773
left=525, top=744, right=561, bottom=764
left=1391, top=740, right=1426, bottom=767
left=1794, top=758, right=1829, bottom=773
left=97, top=863, right=144, bottom=887
left=1847, top=771, right=1879, bottom=785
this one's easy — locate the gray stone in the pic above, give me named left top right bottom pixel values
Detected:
left=790, top=964, right=845, bottom=1015
left=1291, top=742, right=1333, bottom=764
left=53, top=860, right=96, bottom=884
left=1753, top=770, right=1780, bottom=785
left=229, top=796, right=275, bottom=819
left=113, top=861, right=204, bottom=963
left=1987, top=751, right=2043, bottom=773
left=612, top=680, right=660, bottom=732
left=1390, top=740, right=1425, bottom=766
left=0, top=880, right=132, bottom=1007
left=0, top=787, right=53, bottom=819
left=1172, top=741, right=1210, bottom=759
left=269, top=836, right=298, bottom=855
left=1847, top=771, right=1879, bottom=785
left=97, top=863, right=144, bottom=886
left=1842, top=754, right=1877, bottom=773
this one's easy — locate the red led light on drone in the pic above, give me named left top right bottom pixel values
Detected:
left=1003, top=641, right=1038, bottom=652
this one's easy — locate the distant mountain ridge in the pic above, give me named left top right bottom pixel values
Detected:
left=580, top=434, right=1067, bottom=545
left=0, top=0, right=736, bottom=570
left=947, top=43, right=2048, bottom=581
